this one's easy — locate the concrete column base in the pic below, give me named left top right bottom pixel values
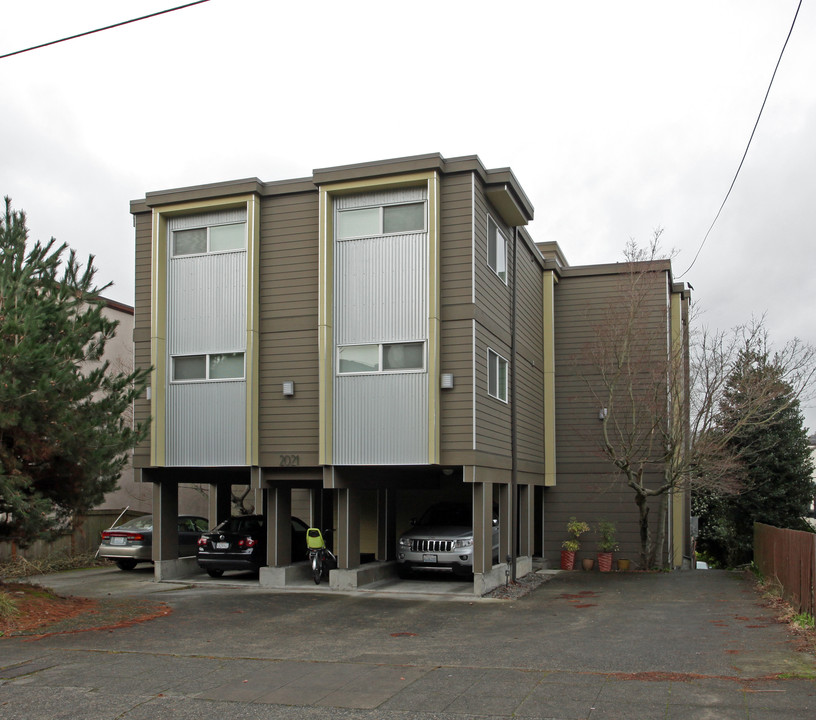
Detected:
left=329, top=561, right=396, bottom=590
left=474, top=556, right=533, bottom=595
left=154, top=556, right=200, bottom=581
left=259, top=563, right=311, bottom=588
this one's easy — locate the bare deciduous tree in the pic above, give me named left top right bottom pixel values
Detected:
left=585, top=232, right=815, bottom=569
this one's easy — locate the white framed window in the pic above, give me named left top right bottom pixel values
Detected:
left=487, top=348, right=508, bottom=402
left=487, top=215, right=507, bottom=283
left=172, top=222, right=246, bottom=257
left=338, top=342, right=425, bottom=374
left=337, top=202, right=425, bottom=240
left=172, top=352, right=245, bottom=382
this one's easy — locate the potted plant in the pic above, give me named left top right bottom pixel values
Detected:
left=596, top=520, right=619, bottom=572
left=561, top=517, right=590, bottom=570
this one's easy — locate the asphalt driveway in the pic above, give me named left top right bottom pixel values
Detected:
left=1, top=567, right=814, bottom=719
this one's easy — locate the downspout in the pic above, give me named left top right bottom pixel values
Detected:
left=510, top=227, right=519, bottom=581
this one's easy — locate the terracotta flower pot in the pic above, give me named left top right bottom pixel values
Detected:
left=597, top=552, right=613, bottom=572
left=560, top=550, right=576, bottom=570
left=581, top=557, right=595, bottom=571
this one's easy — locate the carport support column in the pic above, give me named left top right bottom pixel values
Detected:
left=208, top=483, right=231, bottom=529
left=473, top=482, right=492, bottom=574
left=376, top=488, right=396, bottom=561
left=152, top=480, right=178, bottom=562
left=153, top=482, right=182, bottom=581
left=498, top=483, right=510, bottom=565
left=266, top=485, right=292, bottom=567
left=518, top=483, right=533, bottom=559
left=335, top=488, right=360, bottom=570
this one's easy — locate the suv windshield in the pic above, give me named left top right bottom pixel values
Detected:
left=417, top=503, right=471, bottom=527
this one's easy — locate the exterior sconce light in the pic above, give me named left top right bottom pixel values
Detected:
left=282, top=381, right=295, bottom=396
left=598, top=407, right=608, bottom=421
left=440, top=373, right=454, bottom=389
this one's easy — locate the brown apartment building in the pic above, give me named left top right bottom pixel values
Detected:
left=130, top=153, right=691, bottom=593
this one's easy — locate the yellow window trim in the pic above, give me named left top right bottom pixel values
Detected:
left=318, top=171, right=440, bottom=465
left=150, top=194, right=260, bottom=467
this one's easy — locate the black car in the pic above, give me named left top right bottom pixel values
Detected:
left=196, top=514, right=310, bottom=577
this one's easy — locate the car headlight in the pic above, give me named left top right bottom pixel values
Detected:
left=454, top=538, right=474, bottom=549
left=398, top=537, right=412, bottom=548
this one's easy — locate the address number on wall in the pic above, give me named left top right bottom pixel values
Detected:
left=279, top=454, right=300, bottom=467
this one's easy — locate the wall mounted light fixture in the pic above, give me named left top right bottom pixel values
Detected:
left=598, top=407, right=608, bottom=421
left=440, top=373, right=454, bottom=389
left=282, top=381, right=295, bottom=396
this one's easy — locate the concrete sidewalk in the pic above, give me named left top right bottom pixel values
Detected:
left=1, top=568, right=815, bottom=718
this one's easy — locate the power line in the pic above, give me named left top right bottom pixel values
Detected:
left=0, top=1, right=211, bottom=60
left=677, top=0, right=802, bottom=279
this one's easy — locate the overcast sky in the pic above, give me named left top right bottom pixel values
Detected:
left=2, top=0, right=814, bottom=430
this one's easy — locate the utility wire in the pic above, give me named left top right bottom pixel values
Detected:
left=0, top=0, right=211, bottom=60
left=677, top=0, right=802, bottom=279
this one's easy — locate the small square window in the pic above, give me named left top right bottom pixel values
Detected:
left=382, top=342, right=424, bottom=370
left=173, top=355, right=206, bottom=381
left=337, top=207, right=380, bottom=239
left=173, top=228, right=207, bottom=256
left=487, top=216, right=507, bottom=283
left=209, top=223, right=246, bottom=252
left=487, top=349, right=508, bottom=402
left=383, top=202, right=425, bottom=234
left=338, top=344, right=379, bottom=373
left=209, top=352, right=245, bottom=379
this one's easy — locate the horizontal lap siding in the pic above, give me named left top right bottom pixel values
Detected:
left=474, top=185, right=513, bottom=467
left=471, top=182, right=545, bottom=476
left=553, top=272, right=669, bottom=467
left=439, top=174, right=475, bottom=459
left=545, top=268, right=671, bottom=566
left=514, top=238, right=545, bottom=470
left=258, top=192, right=320, bottom=464
left=133, top=212, right=152, bottom=468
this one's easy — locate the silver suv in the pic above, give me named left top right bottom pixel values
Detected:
left=396, top=502, right=499, bottom=577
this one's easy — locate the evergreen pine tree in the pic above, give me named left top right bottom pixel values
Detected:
left=696, top=347, right=815, bottom=566
left=0, top=197, right=149, bottom=545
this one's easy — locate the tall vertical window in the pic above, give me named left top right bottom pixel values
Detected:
left=487, top=349, right=508, bottom=402
left=487, top=215, right=507, bottom=283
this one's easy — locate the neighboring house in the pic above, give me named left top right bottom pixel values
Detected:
left=129, top=153, right=691, bottom=591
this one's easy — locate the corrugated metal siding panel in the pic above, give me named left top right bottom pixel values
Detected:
left=335, top=233, right=427, bottom=344
left=168, top=251, right=247, bottom=355
left=166, top=381, right=246, bottom=466
left=333, top=373, right=428, bottom=464
left=168, top=208, right=246, bottom=230
left=332, top=187, right=430, bottom=465
left=336, top=187, right=425, bottom=209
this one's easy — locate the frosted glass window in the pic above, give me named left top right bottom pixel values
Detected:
left=487, top=216, right=507, bottom=283
left=488, top=349, right=508, bottom=402
left=209, top=352, right=245, bottom=379
left=337, top=207, right=380, bottom=239
left=209, top=223, right=246, bottom=252
left=338, top=344, right=379, bottom=373
left=382, top=342, right=424, bottom=370
left=173, top=355, right=206, bottom=380
left=173, top=228, right=207, bottom=256
left=383, top=203, right=424, bottom=234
